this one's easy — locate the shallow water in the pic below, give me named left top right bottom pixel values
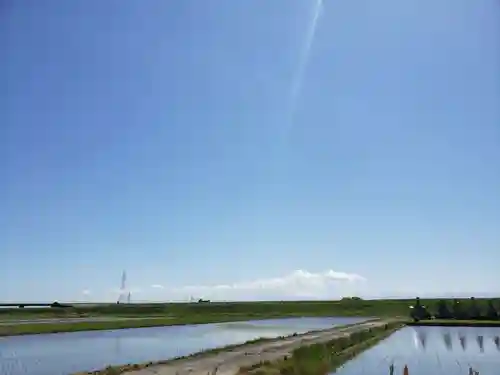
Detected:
left=331, top=326, right=500, bottom=375
left=0, top=316, right=363, bottom=375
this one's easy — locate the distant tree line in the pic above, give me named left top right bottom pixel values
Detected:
left=410, top=297, right=499, bottom=321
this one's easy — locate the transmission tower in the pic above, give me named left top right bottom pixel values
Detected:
left=117, top=270, right=127, bottom=304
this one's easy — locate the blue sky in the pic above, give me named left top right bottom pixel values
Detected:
left=1, top=0, right=499, bottom=302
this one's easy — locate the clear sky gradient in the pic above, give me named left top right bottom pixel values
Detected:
left=1, top=0, right=499, bottom=302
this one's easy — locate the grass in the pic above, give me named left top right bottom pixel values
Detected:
left=0, top=314, right=380, bottom=337
left=408, top=319, right=500, bottom=327
left=238, top=322, right=404, bottom=375
left=4, top=298, right=492, bottom=318
left=0, top=313, right=328, bottom=336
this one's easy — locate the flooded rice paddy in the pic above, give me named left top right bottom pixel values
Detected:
left=332, top=326, right=500, bottom=375
left=0, top=317, right=363, bottom=375
left=3, top=319, right=498, bottom=375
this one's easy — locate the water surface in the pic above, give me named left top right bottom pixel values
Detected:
left=0, top=317, right=364, bottom=375
left=331, top=326, right=500, bottom=375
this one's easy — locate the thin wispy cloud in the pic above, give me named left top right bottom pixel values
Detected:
left=99, top=270, right=365, bottom=302
left=164, top=269, right=365, bottom=301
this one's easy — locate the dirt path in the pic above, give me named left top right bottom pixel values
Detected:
left=125, top=319, right=398, bottom=375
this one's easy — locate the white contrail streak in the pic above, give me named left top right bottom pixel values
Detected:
left=287, top=0, right=324, bottom=126
left=269, top=0, right=324, bottom=179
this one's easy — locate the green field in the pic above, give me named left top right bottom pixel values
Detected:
left=1, top=298, right=499, bottom=336
left=1, top=300, right=400, bottom=321
left=2, top=298, right=499, bottom=317
left=0, top=315, right=300, bottom=337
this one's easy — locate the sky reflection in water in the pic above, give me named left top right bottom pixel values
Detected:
left=331, top=326, right=500, bottom=375
left=0, top=317, right=362, bottom=375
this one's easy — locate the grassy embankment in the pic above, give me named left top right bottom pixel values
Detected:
left=409, top=319, right=500, bottom=327
left=238, top=322, right=404, bottom=375
left=0, top=313, right=351, bottom=337
left=1, top=298, right=498, bottom=335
